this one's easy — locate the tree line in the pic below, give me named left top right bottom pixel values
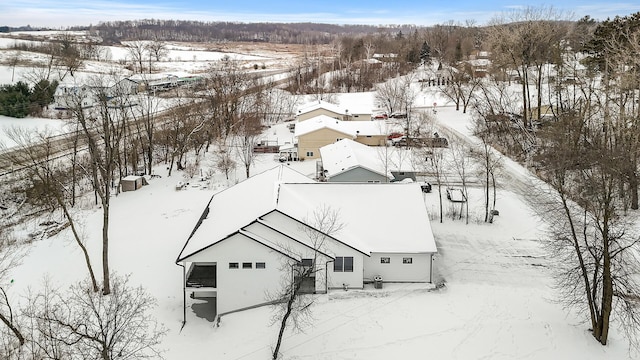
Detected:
left=90, top=19, right=420, bottom=45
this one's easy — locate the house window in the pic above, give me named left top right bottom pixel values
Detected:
left=242, top=262, right=252, bottom=269
left=333, top=257, right=354, bottom=272
left=403, top=257, right=413, bottom=264
left=306, top=151, right=314, bottom=157
left=300, top=258, right=314, bottom=267
left=344, top=257, right=353, bottom=272
left=256, top=262, right=266, bottom=269
left=334, top=257, right=342, bottom=272
left=229, top=262, right=239, bottom=269
left=366, top=135, right=372, bottom=138
left=381, top=257, right=390, bottom=264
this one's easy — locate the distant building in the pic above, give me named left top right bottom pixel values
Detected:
left=296, top=100, right=371, bottom=122
left=319, top=139, right=418, bottom=183
left=295, top=115, right=387, bottom=160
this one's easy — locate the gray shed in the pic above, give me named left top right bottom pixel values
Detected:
left=121, top=175, right=148, bottom=192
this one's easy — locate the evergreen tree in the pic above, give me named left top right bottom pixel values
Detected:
left=419, top=41, right=432, bottom=64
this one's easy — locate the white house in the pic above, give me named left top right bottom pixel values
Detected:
left=176, top=166, right=437, bottom=323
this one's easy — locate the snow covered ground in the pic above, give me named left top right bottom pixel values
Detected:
left=2, top=105, right=633, bottom=359
left=0, top=36, right=634, bottom=358
left=0, top=115, right=67, bottom=148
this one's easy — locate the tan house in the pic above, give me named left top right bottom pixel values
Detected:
left=295, top=115, right=387, bottom=160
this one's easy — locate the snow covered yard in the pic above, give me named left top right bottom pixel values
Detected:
left=0, top=108, right=633, bottom=359
left=155, top=182, right=630, bottom=359
left=0, top=41, right=634, bottom=356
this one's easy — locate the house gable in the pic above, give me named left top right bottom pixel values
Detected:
left=176, top=165, right=316, bottom=262
left=259, top=209, right=370, bottom=257
left=178, top=230, right=298, bottom=263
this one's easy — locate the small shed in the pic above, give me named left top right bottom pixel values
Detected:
left=121, top=175, right=148, bottom=192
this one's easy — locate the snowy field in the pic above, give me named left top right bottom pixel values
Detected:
left=0, top=115, right=67, bottom=148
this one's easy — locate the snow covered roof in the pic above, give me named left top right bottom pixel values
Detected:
left=276, top=183, right=436, bottom=253
left=177, top=165, right=436, bottom=262
left=319, top=139, right=391, bottom=180
left=294, top=115, right=386, bottom=137
left=336, top=92, right=375, bottom=115
left=177, top=165, right=315, bottom=261
left=320, top=139, right=417, bottom=179
left=296, top=100, right=344, bottom=116
left=122, top=175, right=143, bottom=181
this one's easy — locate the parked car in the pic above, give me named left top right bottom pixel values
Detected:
left=390, top=112, right=407, bottom=119
left=372, top=112, right=388, bottom=120
left=387, top=132, right=404, bottom=140
left=392, top=136, right=407, bottom=147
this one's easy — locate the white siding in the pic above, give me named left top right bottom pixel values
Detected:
left=364, top=253, right=433, bottom=283
left=183, top=233, right=286, bottom=314
left=327, top=253, right=364, bottom=289
left=259, top=211, right=366, bottom=289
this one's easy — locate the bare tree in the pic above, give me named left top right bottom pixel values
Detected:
left=471, top=115, right=504, bottom=222
left=7, top=51, right=21, bottom=83
left=204, top=58, right=250, bottom=138
left=3, top=128, right=99, bottom=292
left=214, top=140, right=236, bottom=180
left=486, top=6, right=569, bottom=127
left=375, top=77, right=404, bottom=116
left=533, top=75, right=640, bottom=351
left=126, top=41, right=149, bottom=73
left=447, top=136, right=472, bottom=223
left=413, top=111, right=447, bottom=222
left=146, top=38, right=167, bottom=62
left=270, top=205, right=343, bottom=360
left=440, top=62, right=481, bottom=113
left=56, top=33, right=84, bottom=79
left=25, top=274, right=166, bottom=360
left=161, top=94, right=204, bottom=177
left=0, top=231, right=25, bottom=351
left=70, top=74, right=129, bottom=295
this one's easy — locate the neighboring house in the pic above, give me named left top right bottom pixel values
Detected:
left=295, top=115, right=387, bottom=160
left=112, top=78, right=141, bottom=96
left=53, top=84, right=95, bottom=109
left=319, top=139, right=418, bottom=183
left=296, top=100, right=345, bottom=122
left=466, top=58, right=490, bottom=78
left=295, top=100, right=371, bottom=122
left=54, top=76, right=139, bottom=110
left=175, top=165, right=437, bottom=322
